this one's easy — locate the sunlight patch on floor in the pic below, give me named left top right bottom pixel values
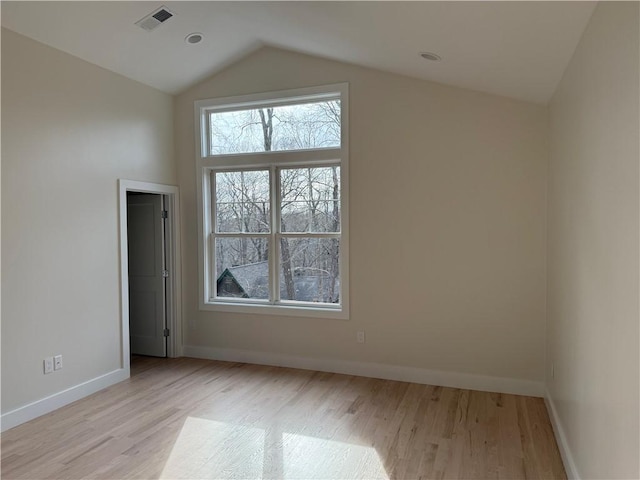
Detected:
left=160, top=417, right=389, bottom=479
left=160, top=417, right=266, bottom=479
left=282, top=432, right=389, bottom=479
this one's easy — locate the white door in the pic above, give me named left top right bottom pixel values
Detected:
left=127, top=193, right=167, bottom=357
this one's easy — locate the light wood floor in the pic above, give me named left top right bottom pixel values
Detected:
left=2, top=357, right=566, bottom=479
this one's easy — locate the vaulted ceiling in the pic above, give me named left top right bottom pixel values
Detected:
left=1, top=1, right=596, bottom=103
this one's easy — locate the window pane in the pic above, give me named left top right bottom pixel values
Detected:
left=209, top=100, right=341, bottom=155
left=215, top=238, right=269, bottom=300
left=279, top=238, right=340, bottom=304
left=280, top=166, right=340, bottom=233
left=215, top=170, right=270, bottom=233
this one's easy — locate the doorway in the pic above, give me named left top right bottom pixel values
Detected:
left=119, top=180, right=182, bottom=372
left=127, top=192, right=167, bottom=357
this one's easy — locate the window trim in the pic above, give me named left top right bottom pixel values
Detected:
left=194, top=83, right=349, bottom=320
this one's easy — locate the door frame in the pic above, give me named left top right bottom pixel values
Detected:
left=118, top=179, right=182, bottom=374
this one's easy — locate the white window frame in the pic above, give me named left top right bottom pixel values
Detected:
left=194, top=83, right=349, bottom=320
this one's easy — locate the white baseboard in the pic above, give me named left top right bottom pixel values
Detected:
left=183, top=345, right=544, bottom=397
left=545, top=389, right=580, bottom=479
left=1, top=368, right=129, bottom=432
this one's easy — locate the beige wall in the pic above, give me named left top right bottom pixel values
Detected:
left=175, top=48, right=548, bottom=383
left=1, top=29, right=176, bottom=412
left=547, top=2, right=640, bottom=478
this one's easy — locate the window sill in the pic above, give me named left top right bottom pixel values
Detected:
left=200, top=300, right=349, bottom=320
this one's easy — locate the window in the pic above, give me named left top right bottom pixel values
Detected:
left=195, top=84, right=349, bottom=319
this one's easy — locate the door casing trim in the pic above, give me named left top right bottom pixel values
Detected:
left=118, top=179, right=182, bottom=374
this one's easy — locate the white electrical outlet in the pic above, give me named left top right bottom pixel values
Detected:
left=44, top=357, right=54, bottom=374
left=54, top=355, right=63, bottom=371
left=357, top=331, right=365, bottom=343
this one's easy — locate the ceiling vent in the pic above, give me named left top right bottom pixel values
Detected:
left=135, top=6, right=175, bottom=32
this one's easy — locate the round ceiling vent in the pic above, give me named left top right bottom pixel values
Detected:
left=420, top=52, right=442, bottom=62
left=185, top=33, right=204, bottom=45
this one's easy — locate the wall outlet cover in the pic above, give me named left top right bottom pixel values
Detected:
left=54, top=355, right=63, bottom=371
left=44, top=357, right=54, bottom=374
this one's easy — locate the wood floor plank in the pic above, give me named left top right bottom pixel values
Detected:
left=1, top=357, right=566, bottom=479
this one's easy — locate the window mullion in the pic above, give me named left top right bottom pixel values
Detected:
left=213, top=232, right=271, bottom=238
left=210, top=171, right=217, bottom=299
left=209, top=233, right=215, bottom=301
left=270, top=166, right=280, bottom=304
left=278, top=232, right=341, bottom=239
